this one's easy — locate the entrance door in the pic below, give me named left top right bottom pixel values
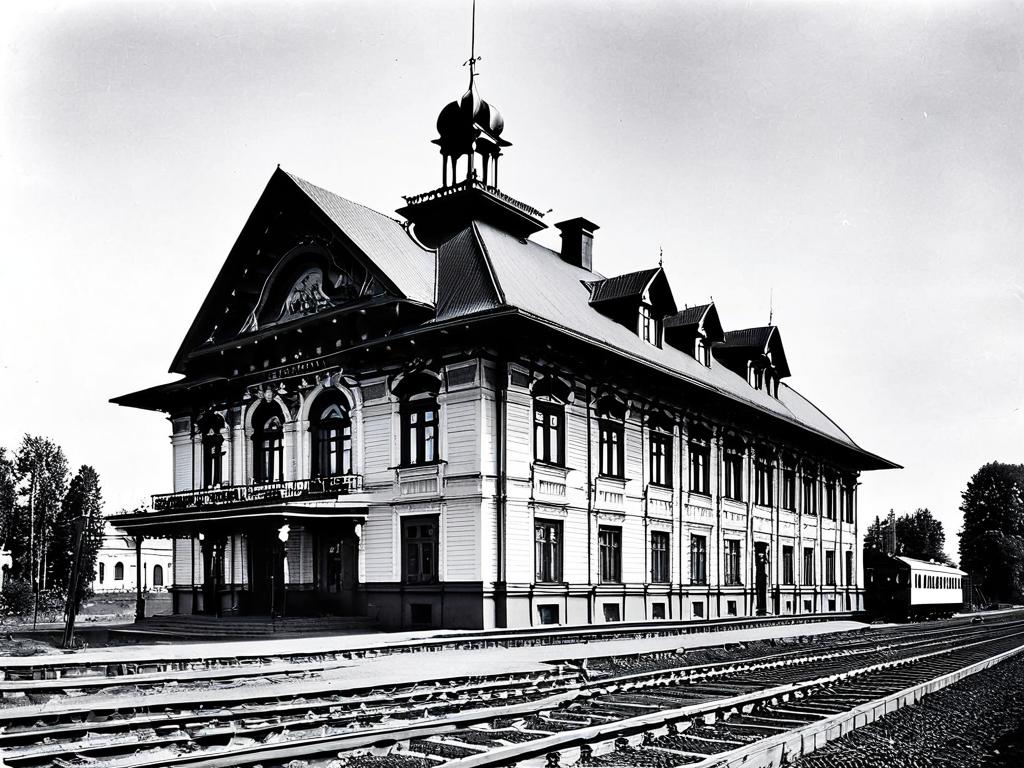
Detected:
left=755, top=543, right=770, bottom=616
left=318, top=535, right=358, bottom=615
left=201, top=539, right=222, bottom=616
left=246, top=532, right=284, bottom=615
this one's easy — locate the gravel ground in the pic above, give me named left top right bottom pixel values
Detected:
left=791, top=650, right=1024, bottom=768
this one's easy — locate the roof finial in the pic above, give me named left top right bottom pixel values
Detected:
left=658, top=245, right=663, bottom=268
left=463, top=0, right=482, bottom=86
left=768, top=287, right=774, bottom=326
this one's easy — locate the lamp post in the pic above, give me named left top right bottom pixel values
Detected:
left=278, top=524, right=290, bottom=625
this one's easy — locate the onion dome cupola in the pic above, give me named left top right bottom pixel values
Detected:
left=434, top=78, right=509, bottom=188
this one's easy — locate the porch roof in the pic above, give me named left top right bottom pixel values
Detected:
left=113, top=505, right=367, bottom=537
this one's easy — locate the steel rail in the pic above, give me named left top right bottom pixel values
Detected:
left=10, top=620, right=1021, bottom=768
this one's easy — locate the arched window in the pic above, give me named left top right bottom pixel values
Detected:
left=252, top=404, right=285, bottom=483
left=647, top=412, right=674, bottom=488
left=98, top=561, right=105, bottom=584
left=532, top=377, right=571, bottom=467
left=393, top=370, right=442, bottom=468
left=198, top=412, right=225, bottom=488
left=688, top=422, right=713, bottom=495
left=596, top=396, right=626, bottom=479
left=114, top=562, right=124, bottom=581
left=401, top=394, right=439, bottom=466
left=723, top=435, right=746, bottom=501
left=152, top=564, right=164, bottom=587
left=310, top=392, right=353, bottom=477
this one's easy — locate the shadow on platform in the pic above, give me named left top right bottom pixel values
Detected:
left=112, top=614, right=379, bottom=642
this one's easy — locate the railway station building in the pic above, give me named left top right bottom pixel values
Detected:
left=112, top=72, right=897, bottom=630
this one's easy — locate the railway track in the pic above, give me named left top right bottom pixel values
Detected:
left=0, top=615, right=1020, bottom=768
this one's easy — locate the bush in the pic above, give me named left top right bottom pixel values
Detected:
left=0, top=579, right=34, bottom=617
left=1, top=580, right=69, bottom=621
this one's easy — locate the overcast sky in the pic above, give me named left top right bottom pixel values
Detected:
left=1, top=1, right=1021, bottom=559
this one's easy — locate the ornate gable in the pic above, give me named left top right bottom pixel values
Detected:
left=170, top=168, right=433, bottom=375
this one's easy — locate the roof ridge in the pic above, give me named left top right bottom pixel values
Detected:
left=282, top=169, right=406, bottom=225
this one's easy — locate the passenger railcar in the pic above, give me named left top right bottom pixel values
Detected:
left=864, top=551, right=966, bottom=621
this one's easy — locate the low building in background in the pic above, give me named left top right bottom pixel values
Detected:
left=91, top=523, right=172, bottom=595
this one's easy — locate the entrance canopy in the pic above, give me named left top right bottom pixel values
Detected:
left=112, top=504, right=367, bottom=538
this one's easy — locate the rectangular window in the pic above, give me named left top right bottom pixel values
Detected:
left=689, top=442, right=710, bottom=494
left=845, top=551, right=854, bottom=585
left=695, top=339, right=711, bottom=367
left=802, top=547, right=815, bottom=586
left=803, top=599, right=813, bottom=612
left=402, top=517, right=438, bottom=585
left=534, top=520, right=563, bottom=583
left=690, top=534, right=707, bottom=584
left=825, top=550, right=836, bottom=585
left=724, top=450, right=744, bottom=501
left=533, top=401, right=565, bottom=466
left=410, top=603, right=432, bottom=624
left=782, top=466, right=796, bottom=510
left=649, top=431, right=672, bottom=487
left=203, top=437, right=223, bottom=488
left=652, top=602, right=666, bottom=620
left=692, top=600, right=705, bottom=618
left=724, top=539, right=741, bottom=585
left=842, top=485, right=855, bottom=523
left=650, top=531, right=670, bottom=583
left=755, top=460, right=773, bottom=506
left=802, top=476, right=817, bottom=515
left=603, top=603, right=621, bottom=622
left=598, top=420, right=625, bottom=478
left=727, top=600, right=738, bottom=616
left=640, top=304, right=660, bottom=347
left=401, top=399, right=439, bottom=467
left=599, top=526, right=622, bottom=583
left=782, top=545, right=795, bottom=585
left=538, top=604, right=559, bottom=625
left=825, top=482, right=837, bottom=520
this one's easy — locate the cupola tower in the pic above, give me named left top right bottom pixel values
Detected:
left=397, top=0, right=545, bottom=247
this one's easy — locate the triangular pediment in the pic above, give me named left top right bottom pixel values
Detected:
left=170, top=168, right=435, bottom=374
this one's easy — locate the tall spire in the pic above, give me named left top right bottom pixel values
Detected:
left=397, top=0, right=545, bottom=247
left=465, top=0, right=482, bottom=87
left=431, top=0, right=508, bottom=190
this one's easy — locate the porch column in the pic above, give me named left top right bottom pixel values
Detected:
left=134, top=535, right=145, bottom=621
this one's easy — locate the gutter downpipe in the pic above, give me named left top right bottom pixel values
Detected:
left=586, top=385, right=594, bottom=625
left=495, top=359, right=508, bottom=628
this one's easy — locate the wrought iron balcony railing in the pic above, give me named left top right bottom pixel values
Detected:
left=149, top=475, right=363, bottom=512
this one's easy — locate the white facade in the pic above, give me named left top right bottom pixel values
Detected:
left=91, top=523, right=173, bottom=594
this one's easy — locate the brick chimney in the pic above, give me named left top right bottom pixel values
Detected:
left=555, top=217, right=600, bottom=271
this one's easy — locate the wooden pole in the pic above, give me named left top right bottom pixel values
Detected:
left=135, top=536, right=145, bottom=621
left=61, top=511, right=88, bottom=648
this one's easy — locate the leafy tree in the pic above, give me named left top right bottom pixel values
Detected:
left=0, top=448, right=16, bottom=552
left=898, top=508, right=951, bottom=564
left=864, top=508, right=952, bottom=564
left=51, top=466, right=105, bottom=612
left=864, top=514, right=890, bottom=552
left=11, top=436, right=69, bottom=591
left=959, top=462, right=1024, bottom=603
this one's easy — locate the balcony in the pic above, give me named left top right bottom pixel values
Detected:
left=151, top=475, right=363, bottom=512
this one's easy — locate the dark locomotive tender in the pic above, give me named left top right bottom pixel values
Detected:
left=864, top=551, right=967, bottom=621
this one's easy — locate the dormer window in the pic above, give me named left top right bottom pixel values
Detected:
left=640, top=304, right=660, bottom=347
left=695, top=338, right=711, bottom=367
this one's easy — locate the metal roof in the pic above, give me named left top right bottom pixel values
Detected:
left=464, top=221, right=887, bottom=463
left=587, top=268, right=660, bottom=303
left=664, top=304, right=712, bottom=328
left=895, top=556, right=966, bottom=575
left=285, top=171, right=436, bottom=306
